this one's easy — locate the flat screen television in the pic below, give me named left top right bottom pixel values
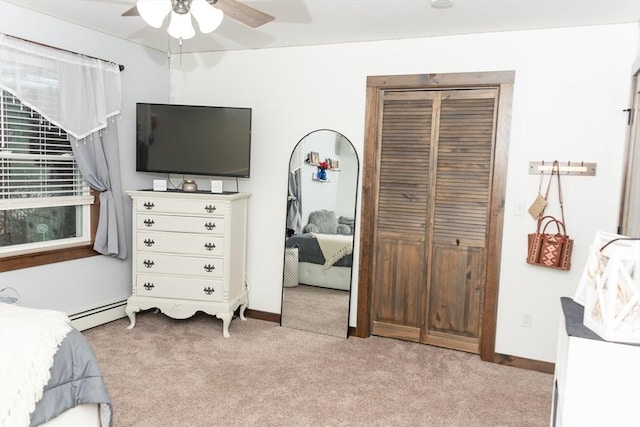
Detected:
left=136, top=103, right=252, bottom=178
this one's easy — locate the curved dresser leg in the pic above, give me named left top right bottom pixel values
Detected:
left=239, top=302, right=247, bottom=321
left=216, top=311, right=233, bottom=337
left=125, top=305, right=140, bottom=330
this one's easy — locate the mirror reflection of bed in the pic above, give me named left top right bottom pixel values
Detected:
left=281, top=129, right=359, bottom=338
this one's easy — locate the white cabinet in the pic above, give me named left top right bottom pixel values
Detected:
left=125, top=191, right=250, bottom=337
left=551, top=298, right=640, bottom=426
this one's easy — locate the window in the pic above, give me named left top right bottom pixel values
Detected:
left=0, top=90, right=98, bottom=270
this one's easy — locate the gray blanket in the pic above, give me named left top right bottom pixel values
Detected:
left=30, top=329, right=112, bottom=427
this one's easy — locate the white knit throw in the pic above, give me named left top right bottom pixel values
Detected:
left=0, top=303, right=72, bottom=427
left=310, top=233, right=353, bottom=269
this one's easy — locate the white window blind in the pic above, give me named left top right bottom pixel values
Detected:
left=1, top=90, right=90, bottom=208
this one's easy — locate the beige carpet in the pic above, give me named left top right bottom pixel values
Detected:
left=281, top=284, right=350, bottom=338
left=83, top=311, right=553, bottom=427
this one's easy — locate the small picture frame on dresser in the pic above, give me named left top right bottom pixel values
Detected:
left=153, top=179, right=167, bottom=191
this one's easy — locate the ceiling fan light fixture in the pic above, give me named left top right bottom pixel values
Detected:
left=167, top=10, right=196, bottom=40
left=173, top=0, right=190, bottom=15
left=430, top=0, right=454, bottom=9
left=136, top=0, right=172, bottom=28
left=191, top=0, right=224, bottom=33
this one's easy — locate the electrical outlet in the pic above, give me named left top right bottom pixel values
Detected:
left=514, top=200, right=526, bottom=216
left=520, top=312, right=533, bottom=328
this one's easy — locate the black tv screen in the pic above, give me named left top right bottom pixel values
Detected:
left=136, top=103, right=252, bottom=178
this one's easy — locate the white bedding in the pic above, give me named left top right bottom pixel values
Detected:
left=0, top=304, right=72, bottom=427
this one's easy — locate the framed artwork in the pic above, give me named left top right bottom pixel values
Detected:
left=308, top=151, right=320, bottom=165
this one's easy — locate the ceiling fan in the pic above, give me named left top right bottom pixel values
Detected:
left=123, top=0, right=275, bottom=38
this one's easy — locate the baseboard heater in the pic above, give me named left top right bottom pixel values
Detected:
left=69, top=300, right=128, bottom=331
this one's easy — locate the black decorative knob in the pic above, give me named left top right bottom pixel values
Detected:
left=205, top=204, right=216, bottom=213
left=204, top=242, right=216, bottom=251
left=143, top=282, right=155, bottom=291
left=204, top=222, right=216, bottom=230
left=144, top=239, right=155, bottom=247
left=203, top=286, right=215, bottom=295
left=143, top=201, right=155, bottom=210
left=203, top=264, right=215, bottom=272
left=143, top=219, right=155, bottom=227
left=143, top=259, right=155, bottom=268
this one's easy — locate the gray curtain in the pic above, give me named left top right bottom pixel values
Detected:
left=70, top=120, right=127, bottom=259
left=286, top=170, right=303, bottom=234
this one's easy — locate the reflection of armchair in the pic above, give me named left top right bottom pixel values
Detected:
left=303, top=210, right=353, bottom=235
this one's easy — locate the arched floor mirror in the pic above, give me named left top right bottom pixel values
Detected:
left=281, top=129, right=359, bottom=338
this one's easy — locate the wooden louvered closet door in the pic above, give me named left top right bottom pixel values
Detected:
left=371, top=88, right=498, bottom=353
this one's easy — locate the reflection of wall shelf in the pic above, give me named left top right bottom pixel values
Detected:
left=305, top=161, right=340, bottom=171
left=312, top=172, right=331, bottom=183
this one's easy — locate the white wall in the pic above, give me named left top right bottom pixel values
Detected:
left=170, top=23, right=639, bottom=362
left=0, top=2, right=169, bottom=314
left=299, top=131, right=340, bottom=225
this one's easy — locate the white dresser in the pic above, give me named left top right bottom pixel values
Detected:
left=125, top=190, right=250, bottom=337
left=551, top=297, right=640, bottom=426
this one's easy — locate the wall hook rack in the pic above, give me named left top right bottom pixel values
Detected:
left=528, top=161, right=597, bottom=176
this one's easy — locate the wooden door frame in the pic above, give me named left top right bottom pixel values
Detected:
left=355, top=71, right=515, bottom=364
left=618, top=56, right=640, bottom=236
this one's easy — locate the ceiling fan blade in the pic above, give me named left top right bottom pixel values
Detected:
left=121, top=5, right=139, bottom=16
left=212, top=0, right=275, bottom=28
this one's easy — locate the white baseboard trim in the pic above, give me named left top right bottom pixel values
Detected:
left=69, top=300, right=127, bottom=331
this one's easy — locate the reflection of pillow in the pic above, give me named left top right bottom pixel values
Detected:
left=304, top=223, right=320, bottom=233
left=338, top=217, right=355, bottom=234
left=337, top=224, right=351, bottom=235
left=338, top=216, right=355, bottom=227
left=304, top=210, right=338, bottom=234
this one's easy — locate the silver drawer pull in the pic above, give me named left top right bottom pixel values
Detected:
left=204, top=242, right=216, bottom=251
left=143, top=202, right=155, bottom=210
left=203, top=286, right=215, bottom=295
left=204, top=204, right=216, bottom=213
left=203, top=264, right=215, bottom=272
left=143, top=259, right=155, bottom=268
left=144, top=239, right=155, bottom=247
left=143, top=219, right=155, bottom=227
left=143, top=282, right=155, bottom=291
left=204, top=222, right=216, bottom=231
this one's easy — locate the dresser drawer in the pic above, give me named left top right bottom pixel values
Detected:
left=137, top=232, right=224, bottom=256
left=136, top=274, right=223, bottom=302
left=136, top=198, right=225, bottom=216
left=136, top=214, right=225, bottom=235
left=137, top=253, right=224, bottom=277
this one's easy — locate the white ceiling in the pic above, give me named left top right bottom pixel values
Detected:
left=2, top=0, right=640, bottom=54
